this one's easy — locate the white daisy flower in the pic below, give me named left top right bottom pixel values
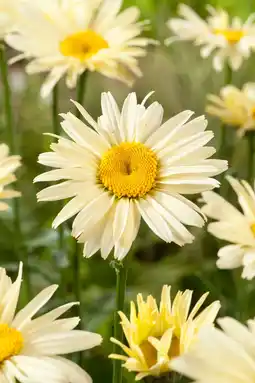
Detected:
left=207, top=83, right=255, bottom=137
left=166, top=4, right=255, bottom=71
left=0, top=143, right=21, bottom=211
left=34, top=91, right=227, bottom=260
left=0, top=263, right=102, bottom=383
left=171, top=316, right=255, bottom=383
left=201, top=176, right=255, bottom=280
left=6, top=0, right=154, bottom=98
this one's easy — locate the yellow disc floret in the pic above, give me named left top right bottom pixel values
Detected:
left=0, top=324, right=23, bottom=363
left=60, top=30, right=109, bottom=61
left=214, top=29, right=245, bottom=44
left=98, top=142, right=158, bottom=198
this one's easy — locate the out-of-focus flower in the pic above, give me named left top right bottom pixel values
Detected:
left=34, top=92, right=227, bottom=260
left=0, top=263, right=102, bottom=383
left=166, top=4, right=255, bottom=71
left=6, top=0, right=154, bottom=97
left=0, top=143, right=21, bottom=211
left=172, top=316, right=255, bottom=383
left=201, top=176, right=255, bottom=280
left=206, top=83, right=255, bottom=136
left=0, top=0, right=23, bottom=38
left=109, top=285, right=220, bottom=380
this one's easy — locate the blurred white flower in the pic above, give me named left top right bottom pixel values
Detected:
left=35, top=91, right=227, bottom=260
left=0, top=143, right=21, bottom=211
left=201, top=176, right=255, bottom=280
left=6, top=0, right=154, bottom=97
left=110, top=285, right=220, bottom=381
left=172, top=316, right=255, bottom=383
left=207, top=83, right=255, bottom=136
left=166, top=4, right=255, bottom=71
left=0, top=263, right=102, bottom=383
left=0, top=0, right=23, bottom=38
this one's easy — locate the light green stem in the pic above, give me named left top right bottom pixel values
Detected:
left=219, top=63, right=232, bottom=158
left=52, top=85, right=65, bottom=252
left=112, top=261, right=128, bottom=383
left=0, top=44, right=31, bottom=300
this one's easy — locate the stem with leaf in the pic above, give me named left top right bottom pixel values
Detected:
left=0, top=44, right=31, bottom=300
left=112, top=260, right=128, bottom=383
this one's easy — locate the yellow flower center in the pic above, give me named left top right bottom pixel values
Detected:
left=59, top=30, right=109, bottom=61
left=250, top=223, right=255, bottom=235
left=140, top=337, right=180, bottom=369
left=213, top=29, right=245, bottom=44
left=98, top=142, right=158, bottom=199
left=251, top=107, right=255, bottom=120
left=0, top=324, right=23, bottom=363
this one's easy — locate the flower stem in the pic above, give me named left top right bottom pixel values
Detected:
left=219, top=63, right=232, bottom=158
left=248, top=131, right=255, bottom=183
left=112, top=260, right=128, bottom=383
left=0, top=44, right=31, bottom=300
left=52, top=85, right=65, bottom=252
left=72, top=71, right=88, bottom=364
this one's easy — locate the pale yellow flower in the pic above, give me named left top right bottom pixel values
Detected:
left=166, top=4, right=255, bottom=71
left=109, top=285, right=220, bottom=380
left=0, top=263, right=102, bottom=383
left=0, top=143, right=21, bottom=211
left=6, top=0, right=154, bottom=97
left=207, top=83, right=255, bottom=136
left=172, top=316, right=255, bottom=383
left=34, top=92, right=227, bottom=260
left=201, top=176, right=255, bottom=280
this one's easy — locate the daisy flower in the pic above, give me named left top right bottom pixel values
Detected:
left=0, top=262, right=102, bottom=383
left=0, top=143, right=21, bottom=211
left=34, top=92, right=227, bottom=260
left=201, top=176, right=255, bottom=280
left=166, top=4, right=255, bottom=71
left=207, top=83, right=255, bottom=137
left=5, top=0, right=154, bottom=98
left=172, top=316, right=255, bottom=383
left=109, top=285, right=220, bottom=380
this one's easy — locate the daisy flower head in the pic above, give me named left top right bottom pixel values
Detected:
left=109, top=285, right=220, bottom=381
left=172, top=316, right=255, bottom=383
left=6, top=0, right=154, bottom=98
left=207, top=83, right=255, bottom=137
left=166, top=4, right=255, bottom=71
left=201, top=176, right=255, bottom=280
left=34, top=92, right=227, bottom=260
left=0, top=143, right=21, bottom=211
left=0, top=263, right=102, bottom=383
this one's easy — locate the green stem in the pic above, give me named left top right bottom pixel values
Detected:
left=112, top=261, right=128, bottom=383
left=0, top=44, right=31, bottom=300
left=219, top=63, right=232, bottom=158
left=72, top=71, right=88, bottom=365
left=52, top=85, right=65, bottom=252
left=248, top=131, right=255, bottom=184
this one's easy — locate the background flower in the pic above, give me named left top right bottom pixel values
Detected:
left=172, top=316, right=255, bottom=383
left=201, top=176, right=255, bottom=279
left=166, top=4, right=255, bottom=71
left=5, top=0, right=154, bottom=97
left=35, top=92, right=227, bottom=260
left=0, top=263, right=102, bottom=383
left=0, top=143, right=21, bottom=211
left=110, top=285, right=220, bottom=380
left=206, top=83, right=255, bottom=136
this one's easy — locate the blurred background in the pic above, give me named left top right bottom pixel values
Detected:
left=1, top=1, right=255, bottom=382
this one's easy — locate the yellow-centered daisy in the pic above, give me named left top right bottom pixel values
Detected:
left=6, top=0, right=154, bottom=97
left=201, top=176, right=255, bottom=280
left=35, top=92, right=227, bottom=260
left=166, top=4, right=255, bottom=71
left=0, top=143, right=21, bottom=211
left=35, top=92, right=227, bottom=259
left=207, top=83, right=255, bottom=136
left=0, top=263, right=102, bottom=383
left=172, top=316, right=255, bottom=383
left=109, top=285, right=220, bottom=380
